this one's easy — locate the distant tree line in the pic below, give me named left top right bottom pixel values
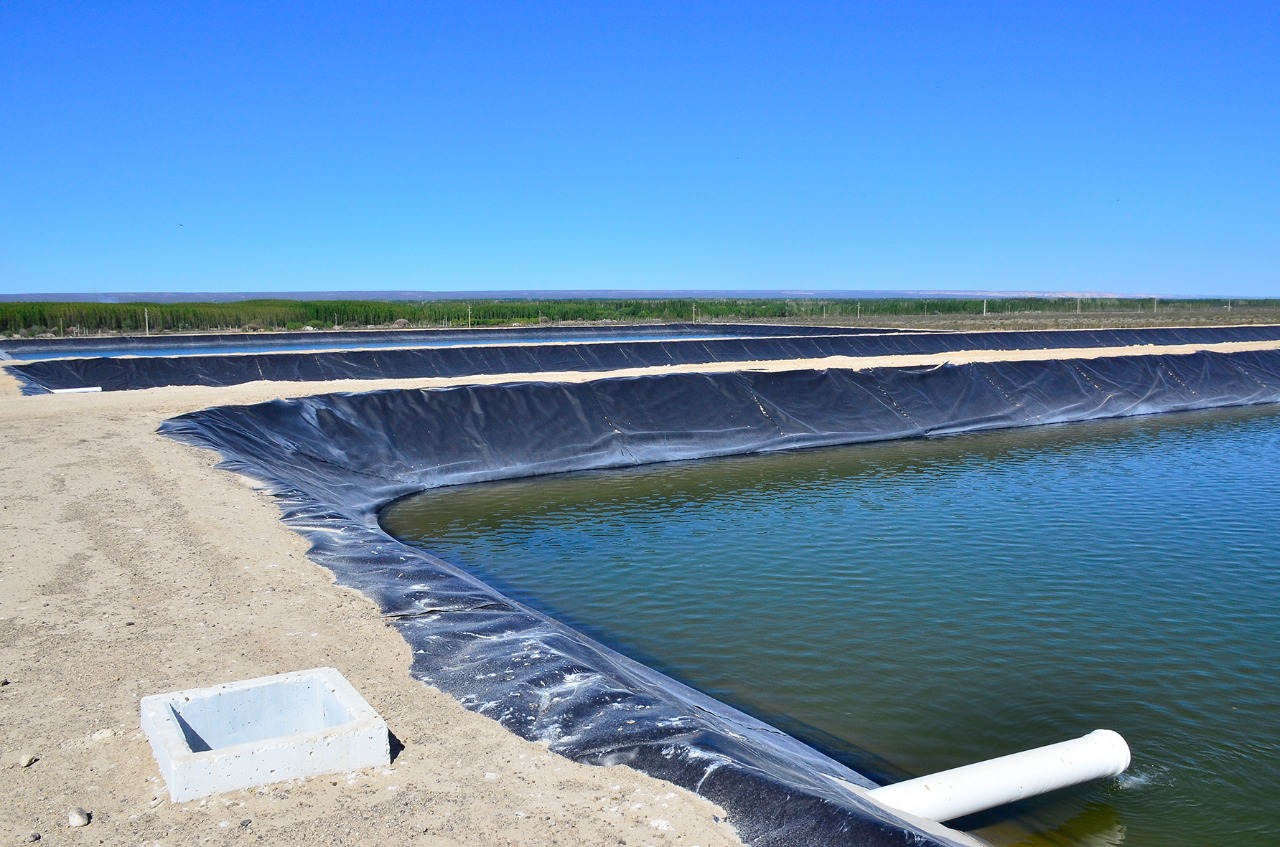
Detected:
left=1, top=297, right=1274, bottom=336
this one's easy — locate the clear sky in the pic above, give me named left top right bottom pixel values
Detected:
left=2, top=2, right=1277, bottom=297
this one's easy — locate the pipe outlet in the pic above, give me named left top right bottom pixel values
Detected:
left=866, top=729, right=1130, bottom=823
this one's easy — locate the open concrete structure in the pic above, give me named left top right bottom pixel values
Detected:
left=140, top=667, right=390, bottom=802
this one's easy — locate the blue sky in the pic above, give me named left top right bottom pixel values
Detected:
left=1, top=2, right=1277, bottom=297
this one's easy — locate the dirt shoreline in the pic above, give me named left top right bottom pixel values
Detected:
left=3, top=338, right=1278, bottom=845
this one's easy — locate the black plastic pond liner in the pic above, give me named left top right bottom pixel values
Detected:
left=158, top=349, right=1280, bottom=847
left=13, top=323, right=1280, bottom=393
left=0, top=321, right=882, bottom=358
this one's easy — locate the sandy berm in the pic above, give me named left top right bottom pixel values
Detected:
left=0, top=370, right=747, bottom=847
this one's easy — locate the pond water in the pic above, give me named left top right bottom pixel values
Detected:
left=381, top=405, right=1280, bottom=847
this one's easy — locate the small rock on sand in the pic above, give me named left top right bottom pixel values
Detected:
left=68, top=807, right=91, bottom=827
left=18, top=752, right=38, bottom=768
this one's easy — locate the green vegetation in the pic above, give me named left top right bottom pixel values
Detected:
left=2, top=296, right=1277, bottom=337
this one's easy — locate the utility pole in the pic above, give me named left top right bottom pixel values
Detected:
left=467, top=304, right=472, bottom=328
left=983, top=299, right=988, bottom=316
left=144, top=308, right=150, bottom=336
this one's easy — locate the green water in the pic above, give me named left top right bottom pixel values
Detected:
left=381, top=406, right=1280, bottom=846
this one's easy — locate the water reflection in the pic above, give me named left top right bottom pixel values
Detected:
left=977, top=801, right=1126, bottom=847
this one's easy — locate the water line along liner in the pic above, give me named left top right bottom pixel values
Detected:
left=158, top=348, right=1280, bottom=847
left=13, top=323, right=1280, bottom=393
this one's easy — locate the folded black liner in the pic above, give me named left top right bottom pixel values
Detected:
left=14, top=323, right=1280, bottom=393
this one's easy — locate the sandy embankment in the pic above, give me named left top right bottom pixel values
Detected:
left=0, top=380, right=745, bottom=846
left=3, top=336, right=1278, bottom=846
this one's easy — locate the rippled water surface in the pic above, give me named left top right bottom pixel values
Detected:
left=381, top=406, right=1280, bottom=847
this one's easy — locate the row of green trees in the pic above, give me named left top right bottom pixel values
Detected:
left=1, top=297, right=1273, bottom=336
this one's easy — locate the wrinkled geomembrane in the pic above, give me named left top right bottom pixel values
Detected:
left=159, top=350, right=1280, bottom=846
left=3, top=322, right=882, bottom=390
left=15, top=323, right=1280, bottom=392
left=0, top=321, right=876, bottom=358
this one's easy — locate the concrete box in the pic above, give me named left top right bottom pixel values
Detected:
left=141, top=667, right=390, bottom=802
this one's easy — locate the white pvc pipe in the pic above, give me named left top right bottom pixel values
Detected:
left=49, top=386, right=102, bottom=394
left=866, top=729, right=1130, bottom=823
